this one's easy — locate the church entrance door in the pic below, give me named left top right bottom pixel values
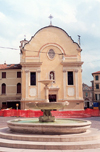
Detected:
left=49, top=95, right=56, bottom=102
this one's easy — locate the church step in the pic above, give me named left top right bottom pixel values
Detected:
left=0, top=128, right=100, bottom=142
left=0, top=137, right=100, bottom=150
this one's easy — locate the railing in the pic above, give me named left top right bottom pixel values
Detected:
left=0, top=108, right=100, bottom=118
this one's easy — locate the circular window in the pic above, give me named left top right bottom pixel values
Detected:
left=48, top=49, right=55, bottom=59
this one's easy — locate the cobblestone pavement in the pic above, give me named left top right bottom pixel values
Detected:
left=0, top=116, right=100, bottom=152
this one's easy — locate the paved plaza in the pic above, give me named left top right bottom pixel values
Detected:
left=0, top=116, right=100, bottom=152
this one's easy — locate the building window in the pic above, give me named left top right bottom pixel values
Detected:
left=68, top=71, right=73, bottom=85
left=95, top=94, right=97, bottom=100
left=2, top=83, right=6, bottom=94
left=95, top=75, right=99, bottom=80
left=30, top=72, right=36, bottom=85
left=17, top=83, right=21, bottom=93
left=2, top=72, right=6, bottom=78
left=17, top=72, right=21, bottom=78
left=86, top=92, right=88, bottom=97
left=96, top=84, right=99, bottom=89
left=95, top=94, right=100, bottom=100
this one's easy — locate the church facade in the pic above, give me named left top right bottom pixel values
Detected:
left=0, top=25, right=84, bottom=110
left=20, top=25, right=84, bottom=110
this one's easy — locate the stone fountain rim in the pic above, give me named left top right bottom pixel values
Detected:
left=26, top=101, right=69, bottom=110
left=7, top=118, right=91, bottom=127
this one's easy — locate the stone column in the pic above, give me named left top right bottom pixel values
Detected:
left=63, top=70, right=66, bottom=99
left=75, top=70, right=79, bottom=99
left=45, top=86, right=49, bottom=103
left=25, top=70, right=29, bottom=99
left=21, top=101, right=25, bottom=110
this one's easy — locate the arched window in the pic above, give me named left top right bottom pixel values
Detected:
left=2, top=83, right=6, bottom=94
left=17, top=83, right=21, bottom=93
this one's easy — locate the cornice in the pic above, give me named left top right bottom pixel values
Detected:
left=20, top=62, right=42, bottom=67
left=61, top=61, right=83, bottom=67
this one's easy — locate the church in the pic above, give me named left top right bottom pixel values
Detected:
left=0, top=23, right=84, bottom=110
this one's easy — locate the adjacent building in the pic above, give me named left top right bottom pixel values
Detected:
left=0, top=64, right=21, bottom=109
left=0, top=25, right=84, bottom=110
left=92, top=71, right=100, bottom=109
left=82, top=83, right=93, bottom=108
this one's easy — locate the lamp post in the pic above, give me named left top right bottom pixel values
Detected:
left=16, top=103, right=19, bottom=117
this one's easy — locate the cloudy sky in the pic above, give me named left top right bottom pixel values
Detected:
left=0, top=0, right=100, bottom=86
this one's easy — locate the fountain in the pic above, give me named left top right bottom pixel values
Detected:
left=7, top=79, right=91, bottom=134
left=27, top=79, right=69, bottom=122
left=1, top=79, right=98, bottom=150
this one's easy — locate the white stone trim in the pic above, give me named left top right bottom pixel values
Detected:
left=37, top=70, right=41, bottom=98
left=25, top=70, right=29, bottom=99
left=6, top=85, right=16, bottom=86
left=63, top=70, right=66, bottom=99
left=39, top=43, right=64, bottom=54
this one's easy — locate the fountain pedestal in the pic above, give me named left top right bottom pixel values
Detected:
left=38, top=79, right=55, bottom=122
left=39, top=109, right=55, bottom=122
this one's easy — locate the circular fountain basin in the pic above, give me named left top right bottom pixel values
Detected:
left=7, top=118, right=91, bottom=134
left=27, top=101, right=69, bottom=110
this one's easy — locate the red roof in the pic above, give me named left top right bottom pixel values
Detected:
left=92, top=71, right=100, bottom=75
left=0, top=64, right=21, bottom=70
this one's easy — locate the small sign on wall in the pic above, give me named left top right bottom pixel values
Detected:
left=68, top=88, right=74, bottom=96
left=30, top=88, right=36, bottom=96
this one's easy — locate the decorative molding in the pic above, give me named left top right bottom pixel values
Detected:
left=61, top=61, right=83, bottom=67
left=25, top=70, right=29, bottom=73
left=49, top=86, right=59, bottom=91
left=37, top=70, right=41, bottom=73
left=26, top=57, right=40, bottom=60
left=74, top=69, right=78, bottom=73
left=63, top=70, right=66, bottom=73
left=77, top=48, right=82, bottom=52
left=39, top=43, right=65, bottom=57
left=21, top=62, right=42, bottom=67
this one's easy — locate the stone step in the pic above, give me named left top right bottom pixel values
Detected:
left=0, top=127, right=100, bottom=142
left=0, top=137, right=100, bottom=150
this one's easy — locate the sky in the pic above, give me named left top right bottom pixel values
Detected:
left=0, top=0, right=100, bottom=86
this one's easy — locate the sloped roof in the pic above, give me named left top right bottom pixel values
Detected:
left=92, top=71, right=100, bottom=75
left=0, top=64, right=22, bottom=70
left=82, top=83, right=92, bottom=90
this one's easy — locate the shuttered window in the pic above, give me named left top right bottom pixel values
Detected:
left=2, top=72, right=6, bottom=78
left=17, top=83, right=21, bottom=93
left=2, top=83, right=6, bottom=94
left=17, top=72, right=21, bottom=78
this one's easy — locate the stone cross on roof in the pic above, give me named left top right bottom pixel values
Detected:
left=49, top=14, right=53, bottom=25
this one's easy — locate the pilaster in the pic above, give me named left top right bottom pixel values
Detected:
left=63, top=70, right=66, bottom=99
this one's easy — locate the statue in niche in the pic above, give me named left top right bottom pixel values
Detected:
left=50, top=71, right=55, bottom=87
left=50, top=71, right=54, bottom=80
